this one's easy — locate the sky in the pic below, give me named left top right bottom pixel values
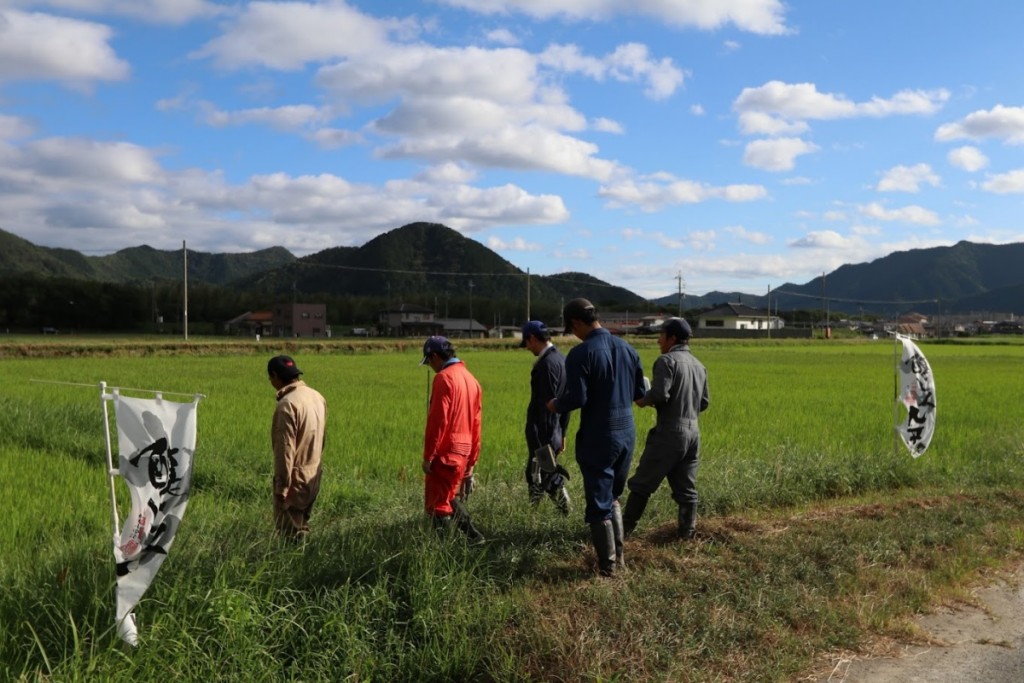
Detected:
left=2, top=0, right=1024, bottom=299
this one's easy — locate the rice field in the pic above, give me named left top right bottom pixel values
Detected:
left=1, top=337, right=1022, bottom=681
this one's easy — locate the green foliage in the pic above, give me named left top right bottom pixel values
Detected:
left=2, top=339, right=1024, bottom=681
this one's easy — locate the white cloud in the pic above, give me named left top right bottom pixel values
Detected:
left=3, top=0, right=220, bottom=24
left=416, top=162, right=479, bottom=184
left=378, top=122, right=620, bottom=180
left=981, top=169, right=1024, bottom=194
left=485, top=28, right=519, bottom=45
left=0, top=9, right=130, bottom=86
left=193, top=1, right=413, bottom=70
left=858, top=202, right=941, bottom=226
left=487, top=235, right=541, bottom=251
left=789, top=230, right=864, bottom=249
left=737, top=111, right=809, bottom=136
left=935, top=105, right=1024, bottom=145
left=598, top=175, right=767, bottom=211
left=0, top=114, right=33, bottom=140
left=742, top=137, right=820, bottom=171
left=592, top=117, right=624, bottom=133
left=203, top=104, right=334, bottom=131
left=0, top=133, right=570, bottom=254
left=733, top=81, right=949, bottom=126
left=724, top=225, right=771, bottom=245
left=436, top=0, right=791, bottom=35
left=539, top=42, right=685, bottom=100
left=690, top=104, right=705, bottom=116
left=947, top=145, right=989, bottom=172
left=876, top=163, right=940, bottom=193
left=307, top=128, right=364, bottom=149
left=822, top=210, right=847, bottom=221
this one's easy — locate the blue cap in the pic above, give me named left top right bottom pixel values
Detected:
left=420, top=335, right=453, bottom=365
left=519, top=320, right=549, bottom=347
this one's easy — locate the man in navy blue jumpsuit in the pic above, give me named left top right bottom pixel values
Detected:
left=521, top=320, right=571, bottom=514
left=548, top=298, right=645, bottom=576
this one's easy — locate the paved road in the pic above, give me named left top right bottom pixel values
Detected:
left=818, top=567, right=1024, bottom=683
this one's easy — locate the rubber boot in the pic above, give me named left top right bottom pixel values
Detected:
left=528, top=482, right=544, bottom=506
left=678, top=502, right=697, bottom=540
left=431, top=514, right=453, bottom=535
left=621, top=492, right=649, bottom=538
left=589, top=519, right=617, bottom=577
left=451, top=498, right=486, bottom=544
left=611, top=500, right=625, bottom=571
left=551, top=486, right=571, bottom=516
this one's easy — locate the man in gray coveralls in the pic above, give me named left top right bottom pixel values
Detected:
left=622, top=317, right=710, bottom=539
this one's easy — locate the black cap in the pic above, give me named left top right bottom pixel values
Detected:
left=661, top=317, right=692, bottom=342
left=562, top=298, right=596, bottom=333
left=268, top=355, right=302, bottom=380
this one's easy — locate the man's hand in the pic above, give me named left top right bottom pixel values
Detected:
left=459, top=473, right=476, bottom=500
left=546, top=398, right=558, bottom=413
left=422, top=459, right=433, bottom=475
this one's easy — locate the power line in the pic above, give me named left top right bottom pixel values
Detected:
left=286, top=260, right=628, bottom=289
left=773, top=289, right=940, bottom=306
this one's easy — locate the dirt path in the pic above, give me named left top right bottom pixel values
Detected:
left=815, top=564, right=1024, bottom=682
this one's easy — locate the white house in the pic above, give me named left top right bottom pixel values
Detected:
left=698, top=303, right=783, bottom=331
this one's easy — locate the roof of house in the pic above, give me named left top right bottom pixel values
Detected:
left=700, top=303, right=769, bottom=318
left=380, top=303, right=434, bottom=314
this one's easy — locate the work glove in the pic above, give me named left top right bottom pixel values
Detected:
left=458, top=473, right=477, bottom=500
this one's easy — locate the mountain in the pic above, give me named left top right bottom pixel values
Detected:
left=234, top=222, right=647, bottom=309
left=654, top=241, right=1024, bottom=315
left=0, top=227, right=296, bottom=285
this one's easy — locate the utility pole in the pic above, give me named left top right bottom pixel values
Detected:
left=182, top=240, right=188, bottom=341
left=676, top=271, right=685, bottom=317
left=820, top=271, right=826, bottom=339
left=468, top=279, right=474, bottom=338
left=526, top=267, right=531, bottom=321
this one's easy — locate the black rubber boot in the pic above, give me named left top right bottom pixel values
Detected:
left=551, top=486, right=571, bottom=516
left=611, top=500, right=625, bottom=571
left=589, top=519, right=617, bottom=577
left=452, top=498, right=486, bottom=544
left=431, top=514, right=453, bottom=535
left=621, top=492, right=649, bottom=538
left=678, top=502, right=697, bottom=540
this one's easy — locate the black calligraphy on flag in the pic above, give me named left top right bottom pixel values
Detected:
left=112, top=394, right=198, bottom=637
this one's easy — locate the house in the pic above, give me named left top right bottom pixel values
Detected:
left=697, top=303, right=783, bottom=331
left=636, top=315, right=666, bottom=334
left=273, top=303, right=328, bottom=337
left=895, top=322, right=927, bottom=338
left=224, top=310, right=273, bottom=336
left=433, top=317, right=487, bottom=339
left=378, top=303, right=442, bottom=337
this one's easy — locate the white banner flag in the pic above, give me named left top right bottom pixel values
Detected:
left=895, top=335, right=936, bottom=458
left=112, top=393, right=198, bottom=645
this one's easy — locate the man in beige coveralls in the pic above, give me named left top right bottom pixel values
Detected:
left=268, top=355, right=327, bottom=540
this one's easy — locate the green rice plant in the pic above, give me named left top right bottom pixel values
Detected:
left=1, top=338, right=1023, bottom=681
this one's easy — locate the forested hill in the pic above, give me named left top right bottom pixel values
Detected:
left=0, top=227, right=296, bottom=285
left=233, top=222, right=648, bottom=307
left=653, top=240, right=1024, bottom=314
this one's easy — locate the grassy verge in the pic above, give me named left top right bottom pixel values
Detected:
left=2, top=339, right=1023, bottom=681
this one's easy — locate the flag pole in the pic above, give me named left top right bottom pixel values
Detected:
left=100, top=382, right=120, bottom=536
left=892, top=335, right=900, bottom=460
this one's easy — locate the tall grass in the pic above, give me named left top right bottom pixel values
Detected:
left=2, top=338, right=1023, bottom=681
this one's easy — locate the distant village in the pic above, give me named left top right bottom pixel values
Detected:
left=225, top=302, right=1023, bottom=341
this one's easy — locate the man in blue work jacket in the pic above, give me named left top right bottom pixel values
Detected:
left=547, top=298, right=645, bottom=577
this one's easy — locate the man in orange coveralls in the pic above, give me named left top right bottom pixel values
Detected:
left=420, top=335, right=484, bottom=543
